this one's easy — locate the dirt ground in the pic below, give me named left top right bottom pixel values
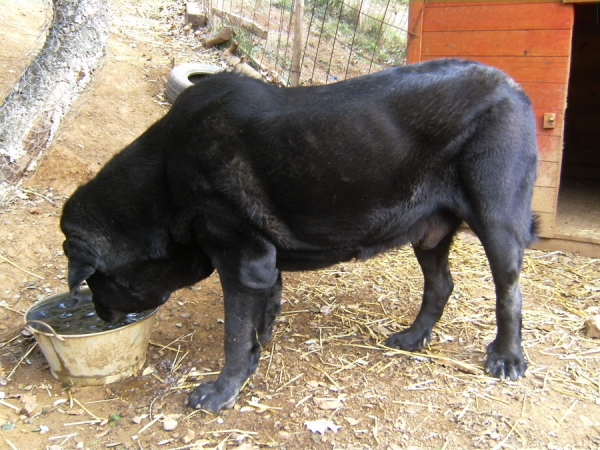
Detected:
left=1, top=1, right=600, bottom=449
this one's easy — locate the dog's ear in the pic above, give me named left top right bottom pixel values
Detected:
left=64, top=239, right=98, bottom=301
left=67, top=259, right=97, bottom=300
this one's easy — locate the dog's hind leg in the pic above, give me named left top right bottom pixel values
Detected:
left=386, top=224, right=459, bottom=351
left=457, top=98, right=537, bottom=380
left=475, top=223, right=529, bottom=380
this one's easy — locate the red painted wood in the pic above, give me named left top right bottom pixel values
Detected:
left=422, top=30, right=572, bottom=57
left=424, top=0, right=564, bottom=8
left=520, top=83, right=568, bottom=110
left=411, top=0, right=576, bottom=233
left=537, top=161, right=560, bottom=188
left=420, top=56, right=570, bottom=83
left=423, top=3, right=573, bottom=31
left=536, top=135, right=564, bottom=162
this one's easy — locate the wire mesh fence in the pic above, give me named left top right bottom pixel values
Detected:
left=200, top=0, right=409, bottom=86
left=0, top=0, right=406, bottom=204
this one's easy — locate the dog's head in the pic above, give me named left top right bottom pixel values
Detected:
left=60, top=158, right=214, bottom=323
left=62, top=234, right=213, bottom=323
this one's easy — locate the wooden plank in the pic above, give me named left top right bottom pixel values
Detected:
left=419, top=56, right=570, bottom=83
left=423, top=3, right=573, bottom=32
left=211, top=7, right=268, bottom=39
left=536, top=134, right=564, bottom=163
left=407, top=0, right=424, bottom=64
left=520, top=83, right=567, bottom=110
left=531, top=238, right=600, bottom=258
left=537, top=161, right=561, bottom=188
left=532, top=186, right=558, bottom=214
left=425, top=1, right=564, bottom=8
left=422, top=30, right=572, bottom=57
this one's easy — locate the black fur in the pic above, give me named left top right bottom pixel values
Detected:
left=61, top=59, right=538, bottom=412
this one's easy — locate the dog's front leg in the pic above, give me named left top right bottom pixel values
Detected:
left=188, top=244, right=279, bottom=412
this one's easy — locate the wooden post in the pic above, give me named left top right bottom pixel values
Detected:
left=290, top=0, right=304, bottom=87
left=406, top=0, right=424, bottom=65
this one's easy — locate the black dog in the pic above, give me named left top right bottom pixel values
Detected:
left=61, top=59, right=538, bottom=412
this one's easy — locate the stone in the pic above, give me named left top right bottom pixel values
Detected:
left=186, top=2, right=207, bottom=27
left=584, top=315, right=600, bottom=339
left=182, top=428, right=196, bottom=444
left=163, top=417, right=178, bottom=431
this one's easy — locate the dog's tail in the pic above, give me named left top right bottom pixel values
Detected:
left=527, top=214, right=540, bottom=247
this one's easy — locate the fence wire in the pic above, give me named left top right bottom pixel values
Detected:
left=201, top=0, right=409, bottom=85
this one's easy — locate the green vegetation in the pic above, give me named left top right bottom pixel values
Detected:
left=215, top=0, right=409, bottom=84
left=308, top=0, right=408, bottom=68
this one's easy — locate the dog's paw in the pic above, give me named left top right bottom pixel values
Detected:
left=187, top=381, right=238, bottom=413
left=385, top=327, right=432, bottom=352
left=485, top=341, right=527, bottom=381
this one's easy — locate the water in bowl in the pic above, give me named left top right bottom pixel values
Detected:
left=27, top=292, right=153, bottom=335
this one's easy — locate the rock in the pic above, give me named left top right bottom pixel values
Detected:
left=186, top=2, right=207, bottom=27
left=344, top=417, right=360, bottom=426
left=182, top=428, right=196, bottom=444
left=223, top=53, right=242, bottom=68
left=21, top=328, right=33, bottom=337
left=314, top=398, right=343, bottom=410
left=19, top=393, right=39, bottom=417
left=234, top=62, right=263, bottom=80
left=585, top=315, right=600, bottom=338
left=132, top=414, right=148, bottom=424
left=163, top=417, right=178, bottom=431
left=205, top=27, right=234, bottom=48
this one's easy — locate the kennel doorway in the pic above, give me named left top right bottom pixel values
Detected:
left=556, top=4, right=600, bottom=247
